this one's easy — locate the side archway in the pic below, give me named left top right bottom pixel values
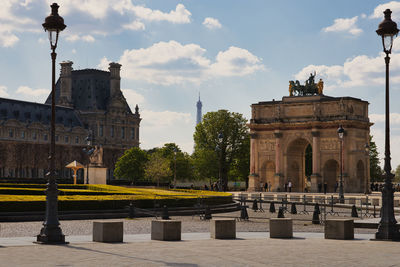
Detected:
left=260, top=161, right=275, bottom=188
left=323, top=159, right=339, bottom=193
left=286, top=138, right=311, bottom=192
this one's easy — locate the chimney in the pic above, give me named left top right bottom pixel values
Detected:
left=109, top=62, right=121, bottom=97
left=58, top=61, right=73, bottom=107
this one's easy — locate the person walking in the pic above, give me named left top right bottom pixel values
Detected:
left=323, top=182, right=327, bottom=194
left=288, top=181, right=292, bottom=193
left=318, top=182, right=322, bottom=193
left=264, top=182, right=268, bottom=192
left=334, top=181, right=338, bottom=193
left=284, top=182, right=288, bottom=192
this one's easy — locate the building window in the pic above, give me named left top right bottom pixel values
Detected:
left=44, top=134, right=48, bottom=141
left=32, top=132, right=37, bottom=140
left=21, top=131, right=25, bottom=139
left=75, top=136, right=79, bottom=144
left=136, top=128, right=139, bottom=140
left=99, top=125, right=103, bottom=137
left=121, top=127, right=125, bottom=139
left=55, top=135, right=59, bottom=142
left=111, top=125, right=114, bottom=138
left=65, top=136, right=69, bottom=143
left=130, top=128, right=135, bottom=139
left=8, top=129, right=13, bottom=138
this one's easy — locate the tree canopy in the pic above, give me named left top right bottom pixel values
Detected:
left=114, top=147, right=148, bottom=183
left=369, top=135, right=383, bottom=182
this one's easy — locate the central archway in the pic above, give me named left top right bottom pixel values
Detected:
left=286, top=138, right=312, bottom=192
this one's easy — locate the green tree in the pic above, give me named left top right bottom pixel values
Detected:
left=193, top=109, right=249, bottom=190
left=228, top=133, right=250, bottom=186
left=369, top=135, right=383, bottom=182
left=145, top=152, right=172, bottom=186
left=114, top=147, right=148, bottom=183
left=395, top=165, right=400, bottom=183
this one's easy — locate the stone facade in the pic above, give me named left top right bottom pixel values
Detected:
left=0, top=61, right=141, bottom=180
left=248, top=95, right=371, bottom=193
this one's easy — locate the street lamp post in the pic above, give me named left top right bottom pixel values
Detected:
left=375, top=9, right=400, bottom=241
left=364, top=143, right=370, bottom=194
left=83, top=130, right=95, bottom=184
left=217, top=132, right=223, bottom=191
left=36, top=3, right=66, bottom=244
left=173, top=148, right=177, bottom=188
left=337, top=125, right=345, bottom=204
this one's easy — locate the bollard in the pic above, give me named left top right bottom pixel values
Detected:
left=351, top=205, right=358, bottom=218
left=161, top=205, right=170, bottom=220
left=252, top=199, right=258, bottom=212
left=204, top=205, right=212, bottom=220
left=270, top=202, right=276, bottom=213
left=240, top=204, right=249, bottom=220
left=277, top=207, right=285, bottom=218
left=291, top=203, right=297, bottom=214
left=128, top=202, right=135, bottom=219
left=312, top=204, right=320, bottom=224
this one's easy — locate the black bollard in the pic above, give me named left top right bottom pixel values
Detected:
left=128, top=202, right=135, bottom=219
left=161, top=205, right=170, bottom=220
left=277, top=207, right=285, bottom=218
left=312, top=204, right=320, bottom=224
left=351, top=205, right=358, bottom=218
left=270, top=202, right=276, bottom=213
left=291, top=203, right=297, bottom=214
left=240, top=204, right=249, bottom=220
left=252, top=199, right=258, bottom=211
left=204, top=205, right=212, bottom=220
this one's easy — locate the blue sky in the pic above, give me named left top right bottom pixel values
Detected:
left=2, top=0, right=400, bottom=168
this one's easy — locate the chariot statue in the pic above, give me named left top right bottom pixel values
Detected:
left=289, top=72, right=324, bottom=96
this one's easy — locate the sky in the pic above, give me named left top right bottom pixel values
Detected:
left=2, top=1, right=400, bottom=168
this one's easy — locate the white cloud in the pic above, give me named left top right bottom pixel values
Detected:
left=370, top=113, right=400, bottom=124
left=121, top=89, right=145, bottom=108
left=125, top=3, right=191, bottom=24
left=203, top=17, right=222, bottom=30
left=97, top=56, right=111, bottom=71
left=16, top=86, right=48, bottom=97
left=0, top=31, right=19, bottom=47
left=72, top=49, right=76, bottom=54
left=65, top=34, right=95, bottom=43
left=323, top=16, right=362, bottom=36
left=0, top=86, right=9, bottom=97
left=370, top=1, right=400, bottom=21
left=123, top=20, right=145, bottom=31
left=114, top=40, right=264, bottom=85
left=140, top=109, right=194, bottom=153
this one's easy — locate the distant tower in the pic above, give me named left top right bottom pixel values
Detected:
left=196, top=92, right=202, bottom=125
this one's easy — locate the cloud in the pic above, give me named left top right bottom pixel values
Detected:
left=123, top=3, right=191, bottom=24
left=123, top=20, right=145, bottom=31
left=323, top=16, right=362, bottom=36
left=0, top=31, right=19, bottom=47
left=121, top=89, right=145, bottom=108
left=0, top=86, right=9, bottom=97
left=203, top=17, right=222, bottom=29
left=16, top=86, right=48, bottom=97
left=65, top=34, right=95, bottom=43
left=97, top=56, right=111, bottom=71
left=370, top=1, right=400, bottom=21
left=370, top=113, right=400, bottom=124
left=112, top=40, right=264, bottom=85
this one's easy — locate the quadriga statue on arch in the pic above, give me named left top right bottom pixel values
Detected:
left=289, top=72, right=324, bottom=96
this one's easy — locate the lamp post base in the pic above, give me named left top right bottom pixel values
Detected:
left=36, top=225, right=67, bottom=244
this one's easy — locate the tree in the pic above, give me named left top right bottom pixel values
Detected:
left=193, top=110, right=249, bottom=191
left=395, top=165, right=400, bottom=183
left=228, top=133, right=250, bottom=186
left=114, top=147, right=148, bottom=183
left=369, top=135, right=383, bottom=182
left=145, top=152, right=172, bottom=186
left=159, top=143, right=194, bottom=183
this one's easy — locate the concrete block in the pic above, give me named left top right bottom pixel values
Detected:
left=324, top=219, right=354, bottom=240
left=151, top=220, right=181, bottom=241
left=93, top=221, right=123, bottom=243
left=210, top=219, right=236, bottom=239
left=269, top=218, right=293, bottom=238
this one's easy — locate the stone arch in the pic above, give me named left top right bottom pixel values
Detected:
left=260, top=161, right=275, bottom=188
left=286, top=138, right=311, bottom=192
left=323, top=159, right=339, bottom=193
left=357, top=160, right=365, bottom=193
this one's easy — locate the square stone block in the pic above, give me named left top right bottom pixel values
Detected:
left=151, top=220, right=181, bottom=241
left=210, top=219, right=236, bottom=239
left=324, top=219, right=354, bottom=240
left=93, top=221, right=123, bottom=243
left=269, top=218, right=293, bottom=238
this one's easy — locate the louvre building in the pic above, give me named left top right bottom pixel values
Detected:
left=0, top=61, right=141, bottom=181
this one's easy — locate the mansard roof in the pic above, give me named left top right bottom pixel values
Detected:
left=45, top=68, right=132, bottom=113
left=0, top=97, right=83, bottom=128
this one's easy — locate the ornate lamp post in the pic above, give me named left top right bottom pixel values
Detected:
left=337, top=125, right=345, bottom=204
left=173, top=148, right=177, bottom=188
left=36, top=3, right=66, bottom=244
left=217, top=132, right=224, bottom=191
left=364, top=143, right=370, bottom=194
left=375, top=8, right=400, bottom=241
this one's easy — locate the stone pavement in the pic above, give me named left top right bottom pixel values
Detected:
left=0, top=232, right=399, bottom=267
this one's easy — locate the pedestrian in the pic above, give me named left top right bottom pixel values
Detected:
left=264, top=182, right=268, bottom=192
left=288, top=181, right=292, bottom=193
left=284, top=182, right=288, bottom=192
left=323, top=182, right=327, bottom=194
left=268, top=182, right=272, bottom=192
left=318, top=182, right=322, bottom=193
left=334, top=181, right=338, bottom=193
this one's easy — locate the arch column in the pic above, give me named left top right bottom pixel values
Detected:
left=310, top=130, right=320, bottom=192
left=274, top=131, right=283, bottom=191
left=248, top=133, right=259, bottom=191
